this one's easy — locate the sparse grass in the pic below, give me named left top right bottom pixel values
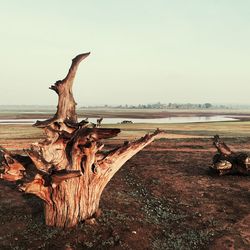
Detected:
left=1, top=120, right=250, bottom=146
left=152, top=229, right=216, bottom=250
left=121, top=166, right=217, bottom=250
left=103, top=120, right=250, bottom=138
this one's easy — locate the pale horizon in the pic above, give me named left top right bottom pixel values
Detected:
left=1, top=1, right=250, bottom=106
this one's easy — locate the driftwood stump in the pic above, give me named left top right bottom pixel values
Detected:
left=211, top=135, right=250, bottom=175
left=0, top=53, right=162, bottom=227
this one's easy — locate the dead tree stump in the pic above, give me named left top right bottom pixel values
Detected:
left=211, top=135, right=250, bottom=175
left=0, top=53, right=162, bottom=227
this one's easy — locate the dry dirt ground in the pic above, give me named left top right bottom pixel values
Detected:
left=1, top=135, right=250, bottom=249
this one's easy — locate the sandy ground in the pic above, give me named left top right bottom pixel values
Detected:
left=1, top=137, right=250, bottom=249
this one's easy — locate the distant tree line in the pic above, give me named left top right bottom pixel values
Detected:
left=81, top=102, right=229, bottom=110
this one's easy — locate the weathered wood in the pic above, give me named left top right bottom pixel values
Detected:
left=41, top=126, right=161, bottom=227
left=34, top=52, right=90, bottom=128
left=0, top=147, right=25, bottom=181
left=0, top=53, right=163, bottom=228
left=213, top=134, right=233, bottom=156
left=211, top=135, right=250, bottom=175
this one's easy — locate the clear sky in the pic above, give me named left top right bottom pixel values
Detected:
left=1, top=0, right=250, bottom=106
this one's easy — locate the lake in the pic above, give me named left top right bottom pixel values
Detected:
left=0, top=115, right=238, bottom=124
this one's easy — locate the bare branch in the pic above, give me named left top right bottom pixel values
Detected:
left=98, top=129, right=163, bottom=174
left=34, top=52, right=90, bottom=127
left=213, top=135, right=233, bottom=156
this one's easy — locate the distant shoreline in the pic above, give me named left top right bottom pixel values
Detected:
left=0, top=108, right=249, bottom=121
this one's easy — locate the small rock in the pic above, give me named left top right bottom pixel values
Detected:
left=85, top=218, right=97, bottom=225
left=132, top=231, right=137, bottom=234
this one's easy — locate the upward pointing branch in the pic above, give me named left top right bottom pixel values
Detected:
left=34, top=52, right=90, bottom=128
left=98, top=129, right=163, bottom=177
left=213, top=135, right=233, bottom=156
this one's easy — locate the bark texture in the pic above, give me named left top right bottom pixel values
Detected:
left=0, top=53, right=162, bottom=227
left=211, top=135, right=250, bottom=175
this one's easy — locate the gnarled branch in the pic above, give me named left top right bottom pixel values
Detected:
left=213, top=135, right=233, bottom=156
left=98, top=129, right=163, bottom=176
left=34, top=52, right=90, bottom=128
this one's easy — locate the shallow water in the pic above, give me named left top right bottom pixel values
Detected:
left=0, top=115, right=238, bottom=124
